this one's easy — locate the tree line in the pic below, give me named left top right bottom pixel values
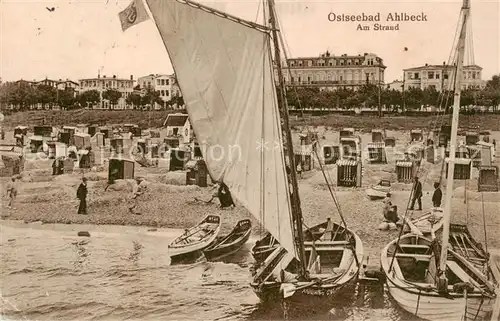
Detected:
left=1, top=74, right=498, bottom=112
left=285, top=74, right=500, bottom=113
left=0, top=82, right=185, bottom=111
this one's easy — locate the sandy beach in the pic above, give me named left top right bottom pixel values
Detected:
left=1, top=126, right=499, bottom=263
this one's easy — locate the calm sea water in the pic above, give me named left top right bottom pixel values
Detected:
left=0, top=222, right=416, bottom=321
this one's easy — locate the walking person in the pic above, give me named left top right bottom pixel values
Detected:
left=296, top=162, right=302, bottom=179
left=129, top=177, right=147, bottom=214
left=409, top=176, right=423, bottom=211
left=6, top=176, right=18, bottom=210
left=76, top=177, right=88, bottom=214
left=432, top=182, right=443, bottom=207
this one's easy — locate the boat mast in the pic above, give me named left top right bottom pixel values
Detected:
left=267, top=0, right=308, bottom=278
left=437, top=0, right=470, bottom=291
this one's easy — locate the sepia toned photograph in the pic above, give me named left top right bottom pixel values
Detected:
left=0, top=0, right=499, bottom=320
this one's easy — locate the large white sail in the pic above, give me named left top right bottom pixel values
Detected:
left=143, top=0, right=297, bottom=258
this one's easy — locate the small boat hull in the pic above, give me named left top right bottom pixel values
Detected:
left=251, top=221, right=363, bottom=303
left=203, top=219, right=252, bottom=261
left=407, top=207, right=444, bottom=236
left=365, top=188, right=388, bottom=200
left=366, top=180, right=391, bottom=200
left=381, top=234, right=496, bottom=321
left=251, top=233, right=279, bottom=263
left=386, top=279, right=494, bottom=321
left=169, top=215, right=221, bottom=261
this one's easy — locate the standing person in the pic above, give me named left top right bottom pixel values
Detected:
left=1, top=128, right=5, bottom=140
left=76, top=177, right=88, bottom=214
left=409, top=176, right=423, bottom=211
left=432, top=182, right=443, bottom=207
left=6, top=176, right=18, bottom=209
left=129, top=177, right=147, bottom=214
left=296, top=162, right=302, bottom=179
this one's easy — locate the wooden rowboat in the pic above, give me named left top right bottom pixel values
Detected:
left=251, top=232, right=279, bottom=263
left=251, top=220, right=363, bottom=301
left=365, top=179, right=391, bottom=200
left=168, top=215, right=221, bottom=261
left=406, top=207, right=445, bottom=237
left=203, top=219, right=252, bottom=261
left=381, top=233, right=496, bottom=321
left=449, top=224, right=497, bottom=283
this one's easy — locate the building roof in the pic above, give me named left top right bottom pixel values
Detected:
left=80, top=76, right=133, bottom=81
left=164, top=114, right=189, bottom=127
left=288, top=53, right=380, bottom=60
left=404, top=64, right=482, bottom=71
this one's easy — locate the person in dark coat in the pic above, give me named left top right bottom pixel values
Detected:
left=409, top=176, right=423, bottom=211
left=77, top=177, right=88, bottom=214
left=218, top=182, right=235, bottom=209
left=432, top=182, right=443, bottom=207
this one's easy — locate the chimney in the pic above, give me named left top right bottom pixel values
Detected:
left=98, top=74, right=100, bottom=79
left=130, top=75, right=133, bottom=80
left=443, top=61, right=446, bottom=65
left=103, top=75, right=106, bottom=78
left=113, top=75, right=116, bottom=79
left=425, top=63, right=428, bottom=66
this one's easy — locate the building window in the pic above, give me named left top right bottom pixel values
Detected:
left=472, top=72, right=476, bottom=79
left=444, top=73, right=449, bottom=80
left=166, top=90, right=169, bottom=96
left=428, top=71, right=434, bottom=79
left=436, top=73, right=440, bottom=79
left=414, top=72, right=420, bottom=79
left=307, top=60, right=312, bottom=67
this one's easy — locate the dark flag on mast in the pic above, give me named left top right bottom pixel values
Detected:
left=118, top=0, right=149, bottom=32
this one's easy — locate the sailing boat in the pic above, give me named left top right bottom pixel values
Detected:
left=136, top=0, right=362, bottom=303
left=380, top=0, right=497, bottom=320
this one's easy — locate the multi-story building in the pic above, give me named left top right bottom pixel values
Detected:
left=56, top=79, right=79, bottom=91
left=386, top=80, right=404, bottom=91
left=278, top=52, right=386, bottom=91
left=79, top=74, right=134, bottom=109
left=137, top=73, right=182, bottom=109
left=403, top=63, right=485, bottom=91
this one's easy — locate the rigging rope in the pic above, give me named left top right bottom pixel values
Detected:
left=391, top=5, right=470, bottom=258
left=481, top=192, right=489, bottom=254
left=273, top=9, right=349, bottom=229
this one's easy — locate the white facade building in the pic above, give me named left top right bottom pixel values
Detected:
left=403, top=63, right=485, bottom=91
left=79, top=75, right=135, bottom=109
left=277, top=52, right=386, bottom=91
left=137, top=73, right=182, bottom=109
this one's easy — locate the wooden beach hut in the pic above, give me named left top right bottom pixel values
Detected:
left=74, top=133, right=91, bottom=150
left=108, top=157, right=135, bottom=183
left=337, top=159, right=362, bottom=187
left=185, top=159, right=208, bottom=187
left=47, top=142, right=67, bottom=159
left=323, top=145, right=340, bottom=165
left=339, top=128, right=355, bottom=139
left=371, top=129, right=386, bottom=143
left=478, top=165, right=498, bottom=192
